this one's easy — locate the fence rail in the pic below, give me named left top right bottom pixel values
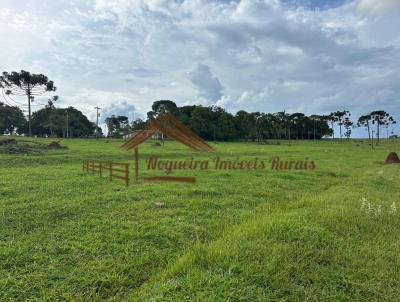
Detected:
left=83, top=160, right=130, bottom=186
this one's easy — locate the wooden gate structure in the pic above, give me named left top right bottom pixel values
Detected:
left=121, top=113, right=214, bottom=182
left=83, top=160, right=130, bottom=186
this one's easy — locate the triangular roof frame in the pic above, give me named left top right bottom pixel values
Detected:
left=121, top=113, right=214, bottom=152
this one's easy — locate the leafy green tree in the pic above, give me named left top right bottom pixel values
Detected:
left=216, top=112, right=237, bottom=140
left=131, top=118, right=146, bottom=131
left=274, top=111, right=291, bottom=140
left=318, top=115, right=333, bottom=139
left=357, top=114, right=372, bottom=142
left=65, top=107, right=98, bottom=137
left=105, top=115, right=130, bottom=137
left=0, top=70, right=56, bottom=136
left=147, top=100, right=179, bottom=119
left=177, top=105, right=196, bottom=125
left=0, top=102, right=26, bottom=134
left=45, top=96, right=58, bottom=136
left=343, top=117, right=353, bottom=140
left=290, top=113, right=305, bottom=140
left=188, top=106, right=216, bottom=140
left=30, top=106, right=96, bottom=137
left=370, top=111, right=396, bottom=145
left=254, top=112, right=263, bottom=142
left=328, top=113, right=337, bottom=139
left=310, top=115, right=320, bottom=141
left=331, top=110, right=350, bottom=141
left=234, top=110, right=257, bottom=141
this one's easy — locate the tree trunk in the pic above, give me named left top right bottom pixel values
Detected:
left=367, top=123, right=370, bottom=142
left=376, top=124, right=380, bottom=145
left=27, top=86, right=32, bottom=137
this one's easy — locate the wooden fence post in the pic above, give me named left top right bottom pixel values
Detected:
left=125, top=163, right=129, bottom=186
left=99, top=161, right=103, bottom=177
left=134, top=147, right=139, bottom=181
left=109, top=162, right=112, bottom=182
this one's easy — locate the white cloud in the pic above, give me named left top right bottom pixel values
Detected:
left=187, top=64, right=224, bottom=102
left=356, top=0, right=400, bottom=15
left=0, top=0, right=399, bottom=136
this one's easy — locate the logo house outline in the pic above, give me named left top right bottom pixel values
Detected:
left=121, top=113, right=215, bottom=183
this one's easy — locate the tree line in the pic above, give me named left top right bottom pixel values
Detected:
left=106, top=100, right=397, bottom=144
left=0, top=71, right=397, bottom=142
left=0, top=100, right=101, bottom=138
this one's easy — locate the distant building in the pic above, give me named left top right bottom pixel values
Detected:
left=123, top=130, right=141, bottom=141
left=123, top=130, right=167, bottom=140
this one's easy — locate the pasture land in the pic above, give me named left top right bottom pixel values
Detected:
left=1, top=138, right=400, bottom=301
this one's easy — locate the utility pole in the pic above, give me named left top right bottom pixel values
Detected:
left=28, top=90, right=32, bottom=137
left=66, top=110, right=69, bottom=138
left=95, top=106, right=101, bottom=139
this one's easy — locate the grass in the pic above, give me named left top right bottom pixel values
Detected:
left=1, top=137, right=400, bottom=301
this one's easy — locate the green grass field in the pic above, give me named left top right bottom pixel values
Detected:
left=1, top=138, right=400, bottom=301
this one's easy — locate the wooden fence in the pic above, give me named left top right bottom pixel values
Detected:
left=83, top=160, right=130, bottom=186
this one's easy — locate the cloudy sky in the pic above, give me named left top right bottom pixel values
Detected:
left=1, top=0, right=399, bottom=136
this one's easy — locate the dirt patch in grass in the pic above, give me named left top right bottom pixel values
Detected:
left=0, top=138, right=17, bottom=146
left=47, top=141, right=66, bottom=149
left=0, top=139, right=67, bottom=154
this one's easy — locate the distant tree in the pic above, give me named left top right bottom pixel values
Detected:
left=343, top=117, right=353, bottom=140
left=370, top=110, right=396, bottom=145
left=310, top=115, right=320, bottom=141
left=331, top=110, right=350, bottom=141
left=30, top=106, right=95, bottom=137
left=357, top=114, right=372, bottom=142
left=310, top=115, right=330, bottom=140
left=188, top=106, right=215, bottom=140
left=105, top=115, right=130, bottom=137
left=0, top=102, right=26, bottom=134
left=131, top=118, right=146, bottom=131
left=327, top=113, right=337, bottom=139
left=45, top=96, right=58, bottom=136
left=321, top=115, right=333, bottom=139
left=254, top=112, right=263, bottom=142
left=147, top=100, right=179, bottom=119
left=46, top=95, right=58, bottom=110
left=277, top=111, right=291, bottom=140
left=65, top=107, right=97, bottom=137
left=234, top=110, right=258, bottom=141
left=0, top=70, right=56, bottom=136
left=264, top=113, right=280, bottom=140
left=49, top=109, right=67, bottom=137
left=290, top=113, right=305, bottom=140
left=216, top=112, right=237, bottom=140
left=177, top=105, right=196, bottom=125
